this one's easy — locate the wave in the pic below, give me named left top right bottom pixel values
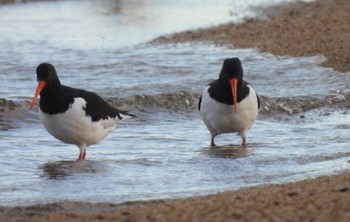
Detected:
left=1, top=91, right=349, bottom=125
left=106, top=91, right=349, bottom=115
left=106, top=90, right=199, bottom=112
left=259, top=93, right=349, bottom=115
left=0, top=98, right=34, bottom=130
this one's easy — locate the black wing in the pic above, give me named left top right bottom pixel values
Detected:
left=198, top=94, right=202, bottom=111
left=64, top=86, right=132, bottom=122
left=198, top=80, right=217, bottom=111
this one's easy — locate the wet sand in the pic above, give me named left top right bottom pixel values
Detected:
left=2, top=0, right=350, bottom=221
left=1, top=173, right=350, bottom=222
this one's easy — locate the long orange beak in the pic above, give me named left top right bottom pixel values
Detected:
left=229, top=78, right=238, bottom=112
left=30, top=80, right=46, bottom=110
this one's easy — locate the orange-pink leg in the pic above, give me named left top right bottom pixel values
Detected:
left=210, top=137, right=216, bottom=147
left=242, top=137, right=247, bottom=146
left=77, top=151, right=86, bottom=161
left=77, top=144, right=87, bottom=161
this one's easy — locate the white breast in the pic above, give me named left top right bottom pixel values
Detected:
left=39, top=97, right=120, bottom=147
left=200, top=85, right=258, bottom=138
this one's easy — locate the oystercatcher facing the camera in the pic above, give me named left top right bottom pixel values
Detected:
left=198, top=57, right=259, bottom=147
left=30, top=63, right=134, bottom=160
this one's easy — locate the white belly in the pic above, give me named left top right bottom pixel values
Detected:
left=39, top=98, right=120, bottom=147
left=200, top=85, right=258, bottom=137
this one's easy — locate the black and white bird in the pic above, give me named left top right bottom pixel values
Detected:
left=30, top=63, right=134, bottom=160
left=198, top=58, right=259, bottom=147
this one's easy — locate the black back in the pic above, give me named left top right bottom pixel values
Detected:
left=37, top=63, right=128, bottom=121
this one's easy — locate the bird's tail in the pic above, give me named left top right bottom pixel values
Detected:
left=119, top=110, right=136, bottom=120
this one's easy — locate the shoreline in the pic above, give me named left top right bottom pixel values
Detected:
left=151, top=0, right=350, bottom=73
left=1, top=172, right=349, bottom=221
left=2, top=0, right=350, bottom=221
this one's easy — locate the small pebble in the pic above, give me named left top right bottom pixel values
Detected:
left=338, top=187, right=349, bottom=193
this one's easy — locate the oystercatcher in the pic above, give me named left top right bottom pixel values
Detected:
left=198, top=58, right=259, bottom=147
left=30, top=63, right=134, bottom=160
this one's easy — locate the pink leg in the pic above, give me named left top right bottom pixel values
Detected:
left=242, top=137, right=247, bottom=146
left=77, top=152, right=85, bottom=161
left=77, top=145, right=87, bottom=161
left=210, top=137, right=216, bottom=147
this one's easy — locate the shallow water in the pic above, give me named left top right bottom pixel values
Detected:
left=1, top=0, right=350, bottom=206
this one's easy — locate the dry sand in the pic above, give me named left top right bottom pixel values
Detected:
left=1, top=0, right=350, bottom=221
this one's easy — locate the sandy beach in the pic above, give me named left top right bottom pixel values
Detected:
left=2, top=173, right=350, bottom=222
left=1, top=0, right=350, bottom=221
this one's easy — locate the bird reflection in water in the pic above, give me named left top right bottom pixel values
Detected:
left=40, top=160, right=106, bottom=180
left=202, top=145, right=251, bottom=159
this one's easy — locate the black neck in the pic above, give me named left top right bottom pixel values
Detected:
left=208, top=79, right=249, bottom=105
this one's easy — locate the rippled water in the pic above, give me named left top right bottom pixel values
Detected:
left=1, top=0, right=350, bottom=206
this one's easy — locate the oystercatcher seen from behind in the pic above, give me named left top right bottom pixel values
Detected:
left=30, top=63, right=134, bottom=160
left=198, top=57, right=259, bottom=147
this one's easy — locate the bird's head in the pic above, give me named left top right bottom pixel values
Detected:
left=219, top=57, right=243, bottom=112
left=30, top=63, right=60, bottom=110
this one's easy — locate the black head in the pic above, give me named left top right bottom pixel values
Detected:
left=36, top=63, right=60, bottom=85
left=218, top=57, right=244, bottom=112
left=30, top=63, right=60, bottom=109
left=219, top=57, right=243, bottom=81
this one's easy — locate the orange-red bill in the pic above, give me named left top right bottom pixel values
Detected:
left=229, top=78, right=238, bottom=112
left=29, top=80, right=46, bottom=110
